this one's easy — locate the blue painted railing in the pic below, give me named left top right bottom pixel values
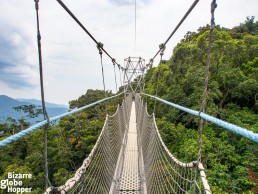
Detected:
left=0, top=93, right=123, bottom=147
left=142, top=93, right=258, bottom=143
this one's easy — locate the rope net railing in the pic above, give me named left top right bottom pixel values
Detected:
left=135, top=94, right=211, bottom=194
left=45, top=94, right=132, bottom=194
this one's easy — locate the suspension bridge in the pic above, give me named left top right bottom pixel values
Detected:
left=0, top=0, right=258, bottom=193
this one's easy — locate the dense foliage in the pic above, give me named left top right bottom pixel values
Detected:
left=143, top=17, right=258, bottom=193
left=0, top=17, right=257, bottom=194
left=0, top=89, right=122, bottom=193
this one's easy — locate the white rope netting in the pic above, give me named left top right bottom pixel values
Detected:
left=45, top=94, right=132, bottom=194
left=135, top=94, right=211, bottom=194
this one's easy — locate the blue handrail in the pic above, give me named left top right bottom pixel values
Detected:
left=141, top=93, right=258, bottom=143
left=0, top=93, right=124, bottom=147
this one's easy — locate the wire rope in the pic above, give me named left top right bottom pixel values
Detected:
left=112, top=59, right=118, bottom=93
left=34, top=0, right=52, bottom=189
left=55, top=0, right=121, bottom=68
left=153, top=44, right=165, bottom=113
left=197, top=0, right=217, bottom=163
left=150, top=0, right=200, bottom=62
left=134, top=0, right=137, bottom=52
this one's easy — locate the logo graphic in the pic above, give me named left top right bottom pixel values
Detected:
left=0, top=172, right=32, bottom=193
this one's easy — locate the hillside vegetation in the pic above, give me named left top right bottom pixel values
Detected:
left=143, top=17, right=258, bottom=193
left=0, top=17, right=257, bottom=193
left=0, top=89, right=122, bottom=193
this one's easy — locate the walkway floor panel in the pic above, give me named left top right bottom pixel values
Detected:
left=119, top=102, right=140, bottom=193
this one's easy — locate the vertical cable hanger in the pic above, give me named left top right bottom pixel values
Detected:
left=197, top=0, right=217, bottom=164
left=97, top=42, right=106, bottom=96
left=55, top=0, right=122, bottom=69
left=149, top=0, right=200, bottom=63
left=194, top=0, right=217, bottom=192
left=112, top=58, right=118, bottom=93
left=97, top=42, right=107, bottom=113
left=193, top=1, right=217, bottom=193
left=145, top=0, right=201, bottom=107
left=134, top=0, right=137, bottom=53
left=153, top=43, right=165, bottom=114
left=118, top=65, right=123, bottom=90
left=34, top=0, right=52, bottom=190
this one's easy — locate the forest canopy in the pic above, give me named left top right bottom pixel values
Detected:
left=0, top=17, right=257, bottom=193
left=143, top=17, right=258, bottom=193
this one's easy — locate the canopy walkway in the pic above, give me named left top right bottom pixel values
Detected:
left=1, top=0, right=258, bottom=193
left=1, top=92, right=257, bottom=194
left=44, top=94, right=210, bottom=194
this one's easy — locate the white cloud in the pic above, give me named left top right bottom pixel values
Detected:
left=0, top=0, right=258, bottom=105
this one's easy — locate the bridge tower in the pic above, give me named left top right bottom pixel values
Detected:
left=123, top=57, right=146, bottom=94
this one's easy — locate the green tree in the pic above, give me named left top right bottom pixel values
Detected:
left=144, top=17, right=258, bottom=192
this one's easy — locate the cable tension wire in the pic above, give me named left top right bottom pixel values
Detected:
left=34, top=0, right=52, bottom=190
left=150, top=0, right=200, bottom=62
left=55, top=0, right=121, bottom=68
left=197, top=0, right=217, bottom=163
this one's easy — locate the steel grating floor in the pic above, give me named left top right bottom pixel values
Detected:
left=118, top=102, right=141, bottom=193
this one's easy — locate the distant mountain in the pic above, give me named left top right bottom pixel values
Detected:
left=16, top=98, right=68, bottom=108
left=0, top=95, right=68, bottom=124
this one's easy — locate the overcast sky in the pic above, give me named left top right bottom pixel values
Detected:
left=0, top=0, right=257, bottom=105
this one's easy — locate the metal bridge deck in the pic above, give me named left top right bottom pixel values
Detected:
left=118, top=102, right=141, bottom=193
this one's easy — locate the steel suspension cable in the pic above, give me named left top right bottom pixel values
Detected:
left=34, top=0, right=51, bottom=189
left=55, top=0, right=121, bottom=68
left=194, top=2, right=217, bottom=190
left=98, top=44, right=106, bottom=95
left=97, top=43, right=108, bottom=113
left=197, top=0, right=217, bottom=163
left=119, top=66, right=123, bottom=89
left=150, top=0, right=200, bottom=62
left=112, top=58, right=118, bottom=93
left=134, top=0, right=137, bottom=52
left=153, top=44, right=165, bottom=113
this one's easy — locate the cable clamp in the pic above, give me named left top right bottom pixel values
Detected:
left=97, top=42, right=103, bottom=55
left=112, top=58, right=116, bottom=65
left=210, top=0, right=217, bottom=29
left=34, top=0, right=39, bottom=10
left=149, top=59, right=154, bottom=65
left=37, top=33, right=41, bottom=41
left=159, top=43, right=166, bottom=56
left=147, top=59, right=153, bottom=68
left=198, top=111, right=201, bottom=118
left=211, top=0, right=217, bottom=12
left=193, top=160, right=198, bottom=167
